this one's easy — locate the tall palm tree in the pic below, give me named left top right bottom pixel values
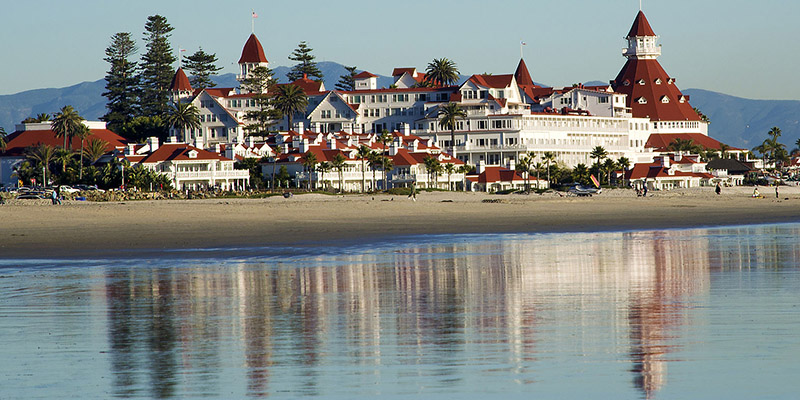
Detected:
left=532, top=162, right=544, bottom=188
left=52, top=105, right=84, bottom=150
left=331, top=153, right=347, bottom=193
left=541, top=151, right=556, bottom=186
left=54, top=148, right=74, bottom=174
left=437, top=102, right=467, bottom=158
left=367, top=150, right=380, bottom=192
left=457, top=164, right=472, bottom=191
left=356, top=145, right=372, bottom=193
left=602, top=158, right=618, bottom=186
left=270, top=145, right=283, bottom=192
left=572, top=163, right=590, bottom=185
left=443, top=162, right=455, bottom=191
left=272, top=84, right=308, bottom=131
left=167, top=101, right=201, bottom=142
left=73, top=124, right=93, bottom=179
left=84, top=139, right=110, bottom=165
left=590, top=146, right=608, bottom=183
left=516, top=152, right=534, bottom=192
left=423, top=156, right=441, bottom=189
left=617, top=157, right=631, bottom=187
left=26, top=144, right=57, bottom=185
left=302, top=151, right=318, bottom=191
left=424, top=58, right=460, bottom=87
left=381, top=156, right=394, bottom=190
left=378, top=131, right=393, bottom=190
left=317, top=161, right=331, bottom=191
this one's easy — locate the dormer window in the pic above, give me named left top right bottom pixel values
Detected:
left=637, top=79, right=646, bottom=86
left=661, top=96, right=670, bottom=103
left=188, top=150, right=198, bottom=159
left=623, top=80, right=630, bottom=86
left=668, top=77, right=676, bottom=84
left=654, top=78, right=662, bottom=85
left=679, top=96, right=687, bottom=104
left=637, top=97, right=648, bottom=104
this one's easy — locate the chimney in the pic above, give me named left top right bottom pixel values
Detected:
left=403, top=123, right=410, bottom=136
left=295, top=121, right=304, bottom=133
left=299, top=138, right=308, bottom=153
left=127, top=143, right=135, bottom=156
left=508, top=159, right=516, bottom=171
left=147, top=136, right=159, bottom=152
left=303, top=73, right=307, bottom=80
left=478, top=160, right=486, bottom=174
left=412, top=139, right=419, bottom=152
left=225, top=147, right=235, bottom=160
left=328, top=138, right=336, bottom=149
left=194, top=137, right=204, bottom=149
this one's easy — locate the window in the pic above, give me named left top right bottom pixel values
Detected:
left=637, top=97, right=647, bottom=104
left=598, top=97, right=609, bottom=104
left=661, top=96, right=670, bottom=103
left=497, top=90, right=504, bottom=98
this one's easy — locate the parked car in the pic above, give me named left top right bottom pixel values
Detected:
left=17, top=192, right=46, bottom=199
left=59, top=185, right=80, bottom=194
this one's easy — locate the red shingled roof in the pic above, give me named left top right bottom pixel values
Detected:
left=469, top=166, right=525, bottom=184
left=392, top=67, right=417, bottom=77
left=469, top=74, right=514, bottom=89
left=645, top=133, right=742, bottom=152
left=140, top=143, right=230, bottom=164
left=238, top=33, right=268, bottom=64
left=170, top=68, right=192, bottom=91
left=515, top=59, right=535, bottom=88
left=354, top=71, right=377, bottom=79
left=1, top=126, right=127, bottom=157
left=627, top=10, right=656, bottom=37
left=285, top=76, right=323, bottom=94
left=613, top=59, right=700, bottom=122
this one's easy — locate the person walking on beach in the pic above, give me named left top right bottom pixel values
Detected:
left=775, top=185, right=779, bottom=198
left=408, top=180, right=417, bottom=202
left=715, top=182, right=721, bottom=195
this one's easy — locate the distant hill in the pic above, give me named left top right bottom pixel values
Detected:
left=684, top=89, right=800, bottom=150
left=3, top=66, right=799, bottom=152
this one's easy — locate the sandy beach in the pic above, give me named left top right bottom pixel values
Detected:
left=2, top=186, right=799, bottom=258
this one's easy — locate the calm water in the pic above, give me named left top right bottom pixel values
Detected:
left=1, top=224, right=799, bottom=399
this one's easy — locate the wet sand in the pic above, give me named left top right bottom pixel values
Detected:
left=2, top=186, right=799, bottom=258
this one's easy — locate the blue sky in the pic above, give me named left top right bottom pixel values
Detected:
left=0, top=0, right=795, bottom=99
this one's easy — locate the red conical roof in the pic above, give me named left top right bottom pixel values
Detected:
left=627, top=10, right=656, bottom=37
left=170, top=67, right=192, bottom=91
left=515, top=58, right=535, bottom=87
left=613, top=59, right=700, bottom=122
left=238, top=33, right=268, bottom=64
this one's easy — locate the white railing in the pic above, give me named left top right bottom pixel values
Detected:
left=175, top=170, right=250, bottom=179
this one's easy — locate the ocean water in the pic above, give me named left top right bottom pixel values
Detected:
left=1, top=224, right=799, bottom=399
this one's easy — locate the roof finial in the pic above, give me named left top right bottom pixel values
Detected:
left=639, top=0, right=642, bottom=11
left=520, top=40, right=527, bottom=59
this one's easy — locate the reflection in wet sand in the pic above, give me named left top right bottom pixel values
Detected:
left=93, top=225, right=800, bottom=398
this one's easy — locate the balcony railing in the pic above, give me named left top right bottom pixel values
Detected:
left=174, top=170, right=250, bottom=180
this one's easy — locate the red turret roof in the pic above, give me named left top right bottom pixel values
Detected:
left=627, top=10, right=656, bottom=37
left=170, top=67, right=192, bottom=91
left=613, top=59, right=700, bottom=122
left=514, top=59, right=535, bottom=87
left=238, top=34, right=268, bottom=64
left=354, top=71, right=377, bottom=79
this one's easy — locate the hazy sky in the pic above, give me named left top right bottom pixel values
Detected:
left=1, top=0, right=795, bottom=99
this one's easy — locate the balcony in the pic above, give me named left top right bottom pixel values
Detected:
left=174, top=170, right=250, bottom=180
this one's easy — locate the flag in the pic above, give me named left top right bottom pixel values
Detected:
left=252, top=11, right=258, bottom=18
left=520, top=41, right=527, bottom=46
left=590, top=174, right=600, bottom=188
left=179, top=48, right=186, bottom=52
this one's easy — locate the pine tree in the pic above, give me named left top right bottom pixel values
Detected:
left=102, top=32, right=139, bottom=131
left=184, top=47, right=222, bottom=89
left=335, top=66, right=358, bottom=91
left=138, top=15, right=176, bottom=118
left=241, top=66, right=280, bottom=136
left=287, top=41, right=323, bottom=81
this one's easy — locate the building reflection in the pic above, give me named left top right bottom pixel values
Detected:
left=101, top=225, right=800, bottom=398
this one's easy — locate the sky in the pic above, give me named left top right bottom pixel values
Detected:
left=1, top=0, right=797, bottom=100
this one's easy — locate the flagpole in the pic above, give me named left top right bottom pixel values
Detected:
left=251, top=10, right=255, bottom=33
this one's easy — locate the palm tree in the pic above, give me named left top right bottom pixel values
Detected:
left=718, top=143, right=730, bottom=159
left=572, top=163, right=590, bottom=185
left=541, top=151, right=556, bottom=186
left=457, top=164, right=472, bottom=191
left=331, top=153, right=347, bottom=193
left=84, top=139, right=110, bottom=165
left=317, top=162, right=332, bottom=191
left=424, top=58, right=460, bottom=87
left=302, top=151, right=318, bottom=190
left=516, top=152, right=534, bottom=192
left=270, top=145, right=283, bottom=192
left=272, top=84, right=308, bottom=131
left=367, top=151, right=380, bottom=192
left=423, top=156, right=441, bottom=189
left=532, top=162, right=544, bottom=188
left=26, top=144, right=57, bottom=185
left=356, top=145, right=372, bottom=193
left=443, top=162, right=455, bottom=191
left=54, top=148, right=74, bottom=174
left=381, top=156, right=394, bottom=190
left=602, top=158, right=618, bottom=186
left=73, top=124, right=93, bottom=179
left=52, top=105, right=84, bottom=150
left=167, top=101, right=201, bottom=142
left=438, top=102, right=467, bottom=158
left=617, top=157, right=631, bottom=187
left=378, top=131, right=393, bottom=190
left=590, top=146, right=608, bottom=183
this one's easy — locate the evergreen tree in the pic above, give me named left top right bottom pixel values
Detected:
left=138, top=15, right=176, bottom=118
left=335, top=66, right=358, bottom=91
left=102, top=32, right=139, bottom=131
left=184, top=47, right=222, bottom=89
left=241, top=66, right=280, bottom=136
left=287, top=41, right=323, bottom=81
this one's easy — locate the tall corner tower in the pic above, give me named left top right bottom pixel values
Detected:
left=612, top=11, right=705, bottom=133
left=237, top=33, right=270, bottom=92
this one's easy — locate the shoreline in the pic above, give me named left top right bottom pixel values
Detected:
left=2, top=187, right=799, bottom=259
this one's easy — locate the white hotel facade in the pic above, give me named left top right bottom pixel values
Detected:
left=169, top=10, right=712, bottom=171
